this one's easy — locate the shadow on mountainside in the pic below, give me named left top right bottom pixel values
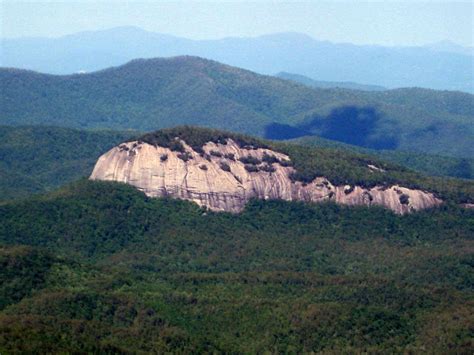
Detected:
left=265, top=105, right=399, bottom=150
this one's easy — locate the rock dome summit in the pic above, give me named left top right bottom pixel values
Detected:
left=90, top=127, right=442, bottom=214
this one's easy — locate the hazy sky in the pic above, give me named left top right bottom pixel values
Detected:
left=1, top=1, right=473, bottom=46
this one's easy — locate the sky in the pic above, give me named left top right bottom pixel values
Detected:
left=1, top=1, right=473, bottom=47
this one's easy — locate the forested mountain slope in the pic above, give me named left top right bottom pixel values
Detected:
left=289, top=135, right=474, bottom=180
left=1, top=180, right=473, bottom=352
left=1, top=56, right=473, bottom=158
left=0, top=126, right=135, bottom=201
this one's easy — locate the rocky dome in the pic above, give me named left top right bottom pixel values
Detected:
left=90, top=129, right=442, bottom=214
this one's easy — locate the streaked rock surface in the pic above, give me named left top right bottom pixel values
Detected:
left=90, top=139, right=442, bottom=213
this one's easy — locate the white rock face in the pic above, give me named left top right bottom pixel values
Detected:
left=90, top=139, right=442, bottom=214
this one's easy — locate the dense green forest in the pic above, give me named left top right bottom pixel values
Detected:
left=1, top=180, right=473, bottom=352
left=0, top=125, right=136, bottom=201
left=291, top=135, right=474, bottom=180
left=1, top=56, right=473, bottom=158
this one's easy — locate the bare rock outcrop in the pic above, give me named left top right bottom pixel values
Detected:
left=90, top=139, right=442, bottom=214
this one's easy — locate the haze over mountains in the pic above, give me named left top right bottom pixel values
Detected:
left=423, top=40, right=474, bottom=56
left=1, top=26, right=473, bottom=92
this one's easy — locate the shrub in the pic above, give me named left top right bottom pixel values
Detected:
left=220, top=162, right=231, bottom=172
left=137, top=126, right=268, bottom=152
left=245, top=165, right=259, bottom=173
left=177, top=152, right=193, bottom=162
left=399, top=194, right=410, bottom=205
left=224, top=153, right=235, bottom=161
left=199, top=164, right=208, bottom=171
left=262, top=153, right=280, bottom=164
left=239, top=155, right=261, bottom=165
left=260, top=164, right=276, bottom=173
left=169, top=140, right=185, bottom=152
left=279, top=159, right=293, bottom=167
left=210, top=150, right=222, bottom=158
left=160, top=154, right=168, bottom=162
left=344, top=186, right=354, bottom=194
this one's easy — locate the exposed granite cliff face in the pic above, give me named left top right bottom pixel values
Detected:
left=90, top=139, right=442, bottom=214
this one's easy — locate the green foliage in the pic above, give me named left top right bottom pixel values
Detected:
left=292, top=134, right=474, bottom=180
left=0, top=180, right=473, bottom=352
left=1, top=57, right=472, bottom=158
left=244, top=164, right=259, bottom=173
left=239, top=155, right=262, bottom=165
left=177, top=152, right=193, bottom=162
left=0, top=246, right=58, bottom=309
left=0, top=125, right=136, bottom=202
left=260, top=164, right=276, bottom=173
left=138, top=125, right=268, bottom=152
left=224, top=153, right=235, bottom=161
left=400, top=194, right=410, bottom=205
left=262, top=152, right=280, bottom=164
left=219, top=162, right=231, bottom=172
left=209, top=150, right=222, bottom=157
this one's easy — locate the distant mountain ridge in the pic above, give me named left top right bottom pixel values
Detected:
left=1, top=56, right=473, bottom=158
left=276, top=72, right=387, bottom=91
left=1, top=26, right=472, bottom=92
left=423, top=40, right=474, bottom=56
